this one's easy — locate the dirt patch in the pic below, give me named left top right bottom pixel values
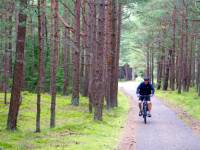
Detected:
left=158, top=97, right=200, bottom=137
left=116, top=88, right=138, bottom=150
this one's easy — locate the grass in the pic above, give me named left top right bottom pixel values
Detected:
left=0, top=92, right=129, bottom=150
left=156, top=88, right=200, bottom=120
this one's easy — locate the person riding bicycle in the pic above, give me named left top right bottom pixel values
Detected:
left=136, top=77, right=155, bottom=117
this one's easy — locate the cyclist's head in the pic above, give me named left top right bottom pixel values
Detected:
left=144, top=77, right=150, bottom=84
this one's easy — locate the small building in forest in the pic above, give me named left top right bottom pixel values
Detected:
left=119, top=63, right=134, bottom=81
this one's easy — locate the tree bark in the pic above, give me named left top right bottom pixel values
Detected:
left=162, top=48, right=169, bottom=91
left=3, top=0, right=14, bottom=104
left=149, top=48, right=152, bottom=81
left=4, top=50, right=8, bottom=104
left=93, top=0, right=105, bottom=121
left=88, top=0, right=96, bottom=113
left=50, top=0, right=59, bottom=128
left=36, top=0, right=46, bottom=132
left=30, top=0, right=35, bottom=73
left=83, top=0, right=89, bottom=97
left=157, top=59, right=162, bottom=90
left=151, top=48, right=154, bottom=85
left=105, top=0, right=112, bottom=110
left=114, top=3, right=122, bottom=107
left=178, top=12, right=184, bottom=94
left=110, top=0, right=118, bottom=107
left=62, top=7, right=70, bottom=96
left=185, top=8, right=190, bottom=91
left=156, top=34, right=163, bottom=90
left=7, top=0, right=28, bottom=130
left=182, top=7, right=189, bottom=92
left=198, top=42, right=200, bottom=96
left=146, top=47, right=150, bottom=78
left=72, top=0, right=81, bottom=106
left=170, top=6, right=176, bottom=91
left=191, top=35, right=196, bottom=86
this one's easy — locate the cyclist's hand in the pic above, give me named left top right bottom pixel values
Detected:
left=150, top=94, right=154, bottom=97
left=137, top=94, right=140, bottom=97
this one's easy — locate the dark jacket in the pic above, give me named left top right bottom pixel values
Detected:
left=136, top=82, right=155, bottom=95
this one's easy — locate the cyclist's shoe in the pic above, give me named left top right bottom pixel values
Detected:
left=147, top=112, right=151, bottom=117
left=139, top=111, right=142, bottom=116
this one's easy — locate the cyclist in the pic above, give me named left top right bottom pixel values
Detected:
left=136, top=77, right=155, bottom=117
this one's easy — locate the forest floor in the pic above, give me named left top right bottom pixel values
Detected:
left=0, top=92, right=129, bottom=150
left=118, top=81, right=200, bottom=150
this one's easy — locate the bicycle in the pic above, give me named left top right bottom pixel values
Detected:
left=139, top=95, right=151, bottom=124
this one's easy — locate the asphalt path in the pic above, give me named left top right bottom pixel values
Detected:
left=119, top=81, right=200, bottom=150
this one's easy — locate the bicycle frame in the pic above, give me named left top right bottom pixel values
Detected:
left=140, top=95, right=150, bottom=124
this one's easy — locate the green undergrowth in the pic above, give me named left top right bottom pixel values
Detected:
left=0, top=92, right=129, bottom=150
left=156, top=89, right=200, bottom=120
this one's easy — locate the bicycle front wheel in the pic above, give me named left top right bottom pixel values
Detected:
left=143, top=106, right=147, bottom=124
left=144, top=115, right=147, bottom=124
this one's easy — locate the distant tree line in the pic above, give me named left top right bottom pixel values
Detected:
left=121, top=0, right=200, bottom=94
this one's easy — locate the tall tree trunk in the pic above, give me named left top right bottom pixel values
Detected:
left=151, top=49, right=154, bottom=85
left=50, top=0, right=59, bottom=128
left=83, top=0, right=89, bottom=97
left=88, top=0, right=96, bottom=113
left=110, top=0, right=118, bottom=107
left=4, top=20, right=8, bottom=104
left=185, top=8, right=190, bottom=91
left=146, top=48, right=150, bottom=77
left=80, top=0, right=87, bottom=87
left=36, top=0, right=46, bottom=132
left=30, top=0, right=35, bottom=73
left=7, top=0, right=28, bottom=130
left=162, top=48, right=170, bottom=91
left=197, top=33, right=200, bottom=96
left=170, top=6, right=176, bottom=91
left=187, top=33, right=193, bottom=90
left=176, top=48, right=179, bottom=88
left=93, top=0, right=105, bottom=121
left=45, top=16, right=50, bottom=69
left=157, top=59, right=162, bottom=90
left=149, top=48, right=152, bottom=81
left=8, top=1, right=14, bottom=78
left=62, top=7, right=70, bottom=96
left=4, top=49, right=8, bottom=104
left=178, top=12, right=184, bottom=94
left=191, top=35, right=196, bottom=86
left=182, top=7, right=188, bottom=92
left=196, top=40, right=200, bottom=96
left=114, top=3, right=122, bottom=107
left=71, top=0, right=81, bottom=106
left=4, top=0, right=14, bottom=104
left=198, top=42, right=200, bottom=96
left=62, top=28, right=68, bottom=95
left=157, top=34, right=163, bottom=90
left=105, top=0, right=112, bottom=110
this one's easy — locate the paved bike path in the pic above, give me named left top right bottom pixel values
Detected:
left=119, top=82, right=200, bottom=150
